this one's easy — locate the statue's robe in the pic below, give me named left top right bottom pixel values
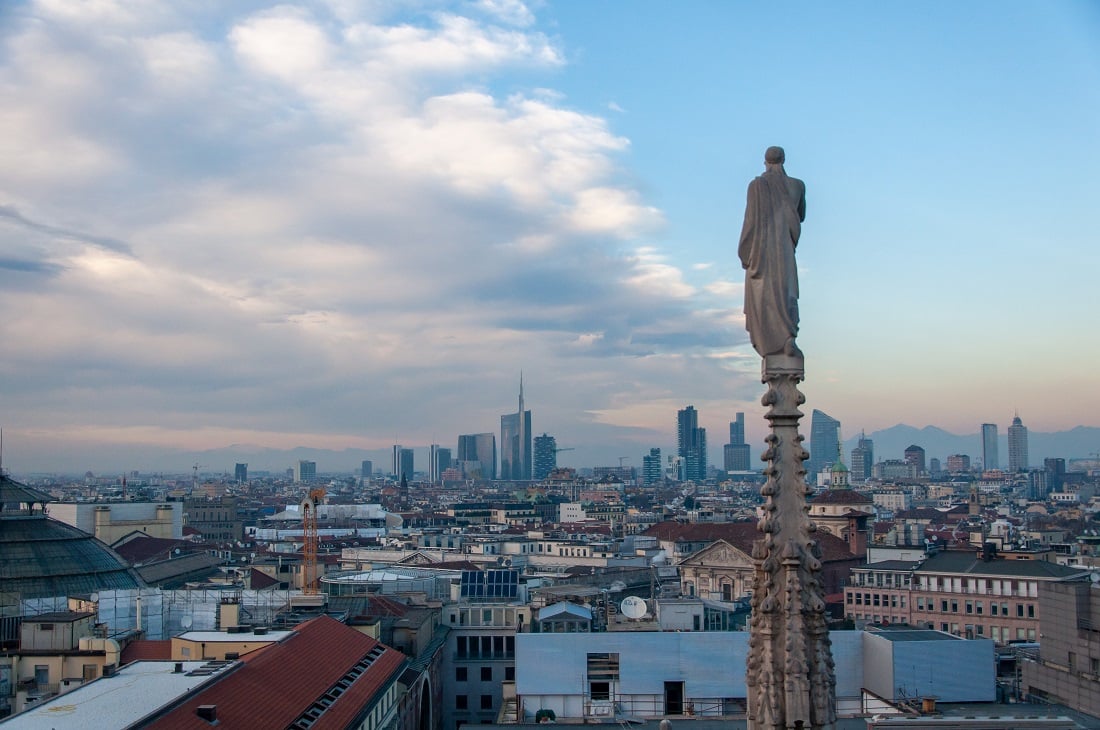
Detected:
left=738, top=168, right=806, bottom=358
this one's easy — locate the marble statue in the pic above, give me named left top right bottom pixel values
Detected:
left=738, top=146, right=806, bottom=361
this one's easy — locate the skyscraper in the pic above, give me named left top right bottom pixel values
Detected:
left=677, top=405, right=707, bottom=482
left=360, top=460, right=373, bottom=479
left=981, top=423, right=999, bottom=470
left=457, top=433, right=496, bottom=480
left=533, top=434, right=557, bottom=480
left=730, top=412, right=745, bottom=446
left=724, top=412, right=751, bottom=471
left=850, top=432, right=873, bottom=481
left=429, top=445, right=451, bottom=482
left=391, top=445, right=403, bottom=478
left=808, top=409, right=841, bottom=479
left=396, top=448, right=414, bottom=481
left=1008, top=414, right=1029, bottom=471
left=234, top=463, right=247, bottom=484
left=501, top=376, right=532, bottom=480
left=642, top=448, right=662, bottom=485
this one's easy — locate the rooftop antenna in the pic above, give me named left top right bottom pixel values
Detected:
left=0, top=427, right=4, bottom=475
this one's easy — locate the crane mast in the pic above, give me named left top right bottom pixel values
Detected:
left=301, top=487, right=326, bottom=594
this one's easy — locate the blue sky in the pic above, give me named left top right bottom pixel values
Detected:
left=1, top=1, right=1097, bottom=472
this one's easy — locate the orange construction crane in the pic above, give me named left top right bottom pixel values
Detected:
left=301, top=487, right=326, bottom=594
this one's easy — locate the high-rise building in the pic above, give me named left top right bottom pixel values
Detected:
left=850, top=432, right=873, bottom=481
left=533, top=434, right=557, bottom=480
left=501, top=376, right=532, bottom=480
left=981, top=423, right=999, bottom=470
left=1044, top=458, right=1066, bottom=492
left=457, top=433, right=496, bottom=480
left=429, top=445, right=451, bottom=482
left=361, top=460, right=373, bottom=479
left=1008, top=414, right=1029, bottom=471
left=677, top=405, right=707, bottom=482
left=729, top=412, right=745, bottom=446
left=642, top=448, right=662, bottom=485
left=391, top=445, right=403, bottom=477
left=808, top=410, right=840, bottom=479
left=234, top=463, right=247, bottom=484
left=903, top=445, right=926, bottom=475
left=294, top=460, right=316, bottom=483
left=724, top=412, right=751, bottom=471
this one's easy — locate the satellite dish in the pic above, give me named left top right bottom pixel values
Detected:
left=89, top=593, right=99, bottom=603
left=1091, top=573, right=1100, bottom=584
left=620, top=596, right=647, bottom=620
left=609, top=581, right=627, bottom=593
left=181, top=615, right=193, bottom=629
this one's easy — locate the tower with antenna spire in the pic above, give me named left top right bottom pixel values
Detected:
left=501, top=374, right=532, bottom=480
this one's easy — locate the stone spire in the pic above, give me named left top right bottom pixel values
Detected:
left=741, top=147, right=835, bottom=729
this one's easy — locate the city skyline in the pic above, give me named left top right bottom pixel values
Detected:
left=1, top=2, right=1098, bottom=473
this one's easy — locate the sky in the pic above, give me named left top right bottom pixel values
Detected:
left=1, top=1, right=1098, bottom=474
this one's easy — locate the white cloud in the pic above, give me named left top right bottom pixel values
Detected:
left=0, top=0, right=748, bottom=471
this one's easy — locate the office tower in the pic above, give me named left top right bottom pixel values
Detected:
left=677, top=405, right=707, bottom=482
left=429, top=445, right=451, bottom=482
left=981, top=423, right=999, bottom=470
left=1008, top=414, right=1029, bottom=471
left=1044, top=458, right=1066, bottom=492
left=294, top=460, right=316, bottom=483
left=396, top=448, right=414, bottom=481
left=500, top=376, right=532, bottom=480
left=903, top=445, right=926, bottom=475
left=458, top=433, right=497, bottom=480
left=850, top=432, right=873, bottom=481
left=533, top=434, right=557, bottom=480
left=730, top=412, right=745, bottom=446
left=234, top=463, right=247, bottom=484
left=642, top=448, right=662, bottom=485
left=808, top=409, right=840, bottom=479
left=361, top=460, right=373, bottom=479
left=724, top=411, right=751, bottom=471
left=929, top=457, right=941, bottom=475
left=391, top=445, right=403, bottom=477
left=725, top=443, right=751, bottom=471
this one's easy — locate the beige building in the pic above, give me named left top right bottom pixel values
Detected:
left=0, top=611, right=120, bottom=716
left=844, top=548, right=1089, bottom=644
left=46, top=502, right=182, bottom=545
left=1022, top=578, right=1100, bottom=717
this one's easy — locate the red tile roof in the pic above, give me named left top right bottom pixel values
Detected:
left=148, top=615, right=406, bottom=729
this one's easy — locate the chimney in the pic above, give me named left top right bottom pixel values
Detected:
left=196, top=705, right=217, bottom=722
left=173, top=662, right=183, bottom=674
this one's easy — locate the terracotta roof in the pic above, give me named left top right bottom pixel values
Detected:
left=121, top=639, right=172, bottom=664
left=114, top=536, right=197, bottom=565
left=150, top=615, right=406, bottom=729
left=248, top=567, right=280, bottom=589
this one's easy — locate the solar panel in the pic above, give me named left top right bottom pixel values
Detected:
left=460, top=569, right=518, bottom=598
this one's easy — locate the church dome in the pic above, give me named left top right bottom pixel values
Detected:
left=1, top=475, right=145, bottom=600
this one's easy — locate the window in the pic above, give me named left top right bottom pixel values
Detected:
left=38, top=623, right=54, bottom=631
left=1027, top=604, right=1035, bottom=618
left=505, top=666, right=515, bottom=681
left=1017, top=604, right=1024, bottom=618
left=456, top=695, right=468, bottom=710
left=481, top=695, right=493, bottom=710
left=991, top=603, right=998, bottom=616
left=457, top=637, right=468, bottom=657
left=951, top=600, right=958, bottom=613
left=846, top=593, right=853, bottom=605
left=481, top=666, right=492, bottom=682
left=917, top=597, right=924, bottom=610
left=456, top=667, right=468, bottom=682
left=976, top=601, right=983, bottom=615
left=941, top=600, right=948, bottom=612
left=590, top=681, right=610, bottom=701
left=966, top=601, right=973, bottom=614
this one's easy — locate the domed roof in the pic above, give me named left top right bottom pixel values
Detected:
left=1, top=475, right=145, bottom=600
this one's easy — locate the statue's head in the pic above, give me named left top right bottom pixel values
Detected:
left=765, top=146, right=785, bottom=165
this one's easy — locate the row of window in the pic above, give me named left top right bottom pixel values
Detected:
left=455, top=666, right=515, bottom=682
left=455, top=635, right=516, bottom=659
left=849, top=615, right=1037, bottom=642
left=454, top=694, right=495, bottom=710
left=913, top=597, right=1034, bottom=618
left=848, top=592, right=906, bottom=608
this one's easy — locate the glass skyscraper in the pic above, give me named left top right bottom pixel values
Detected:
left=808, top=409, right=840, bottom=480
left=981, top=423, right=999, bottom=471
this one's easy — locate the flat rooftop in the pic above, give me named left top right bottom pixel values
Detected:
left=0, top=661, right=237, bottom=729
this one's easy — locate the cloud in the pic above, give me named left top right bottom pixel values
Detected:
left=0, top=0, right=752, bottom=471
